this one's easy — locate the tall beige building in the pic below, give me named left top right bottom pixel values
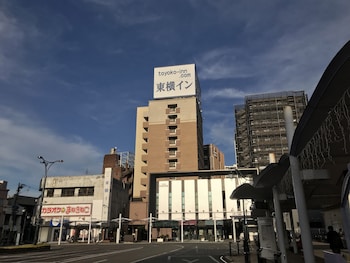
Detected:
left=130, top=64, right=204, bottom=229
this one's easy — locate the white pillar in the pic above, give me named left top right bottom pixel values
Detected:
left=285, top=106, right=315, bottom=263
left=269, top=153, right=287, bottom=263
left=116, top=213, right=122, bottom=244
left=232, top=217, right=237, bottom=242
left=15, top=232, right=21, bottom=246
left=58, top=215, right=63, bottom=245
left=273, top=186, right=288, bottom=263
left=88, top=217, right=92, bottom=244
left=148, top=213, right=152, bottom=243
left=289, top=156, right=315, bottom=263
left=284, top=106, right=295, bottom=149
left=214, top=214, right=217, bottom=242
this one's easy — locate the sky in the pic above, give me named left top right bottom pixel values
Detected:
left=1, top=0, right=350, bottom=197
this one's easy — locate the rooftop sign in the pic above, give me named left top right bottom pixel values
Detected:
left=153, top=64, right=197, bottom=99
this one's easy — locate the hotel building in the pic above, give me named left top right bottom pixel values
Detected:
left=129, top=64, right=254, bottom=241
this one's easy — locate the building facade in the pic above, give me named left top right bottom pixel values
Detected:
left=37, top=149, right=133, bottom=243
left=234, top=91, right=308, bottom=169
left=0, top=181, right=9, bottom=243
left=130, top=64, right=205, bottom=233
left=148, top=169, right=257, bottom=241
left=39, top=173, right=112, bottom=242
left=203, top=144, right=225, bottom=170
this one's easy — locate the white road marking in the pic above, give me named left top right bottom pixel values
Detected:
left=182, top=259, right=199, bottom=263
left=61, top=247, right=143, bottom=262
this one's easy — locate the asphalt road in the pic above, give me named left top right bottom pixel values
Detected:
left=0, top=242, right=234, bottom=263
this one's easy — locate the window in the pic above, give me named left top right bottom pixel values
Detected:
left=169, top=159, right=177, bottom=168
left=46, top=188, right=54, bottom=197
left=169, top=136, right=177, bottom=145
left=168, top=104, right=177, bottom=113
left=168, top=115, right=177, bottom=122
left=169, top=148, right=177, bottom=156
left=61, top=188, right=75, bottom=197
left=169, top=125, right=177, bottom=134
left=78, top=187, right=94, bottom=196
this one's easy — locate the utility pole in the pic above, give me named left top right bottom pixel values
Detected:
left=9, top=183, right=25, bottom=245
left=33, top=156, right=63, bottom=244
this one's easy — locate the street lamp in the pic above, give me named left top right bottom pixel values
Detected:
left=241, top=199, right=250, bottom=263
left=33, top=156, right=63, bottom=244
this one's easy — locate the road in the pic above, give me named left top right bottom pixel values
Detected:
left=0, top=242, right=235, bottom=263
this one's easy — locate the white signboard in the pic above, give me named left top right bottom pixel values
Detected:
left=257, top=217, right=278, bottom=260
left=41, top=204, right=92, bottom=217
left=153, top=64, right=197, bottom=99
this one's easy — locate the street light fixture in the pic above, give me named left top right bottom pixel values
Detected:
left=33, top=156, right=63, bottom=244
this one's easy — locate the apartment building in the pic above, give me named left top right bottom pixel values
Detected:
left=235, top=91, right=308, bottom=169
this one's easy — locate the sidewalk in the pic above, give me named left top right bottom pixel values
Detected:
left=223, top=241, right=346, bottom=263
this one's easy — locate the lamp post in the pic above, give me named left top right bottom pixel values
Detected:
left=33, top=156, right=63, bottom=244
left=242, top=199, right=250, bottom=263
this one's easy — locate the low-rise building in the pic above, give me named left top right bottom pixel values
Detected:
left=129, top=168, right=258, bottom=242
left=0, top=181, right=9, bottom=243
left=37, top=149, right=133, bottom=243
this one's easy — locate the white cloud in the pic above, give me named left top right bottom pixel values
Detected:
left=196, top=0, right=350, bottom=96
left=202, top=87, right=249, bottom=101
left=0, top=106, right=104, bottom=197
left=197, top=47, right=254, bottom=80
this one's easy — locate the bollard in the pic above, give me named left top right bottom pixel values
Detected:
left=229, top=241, right=232, bottom=256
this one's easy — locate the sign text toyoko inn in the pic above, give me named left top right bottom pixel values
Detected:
left=41, top=204, right=92, bottom=217
left=153, top=64, right=197, bottom=99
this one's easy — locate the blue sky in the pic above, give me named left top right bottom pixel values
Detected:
left=1, top=0, right=350, bottom=197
